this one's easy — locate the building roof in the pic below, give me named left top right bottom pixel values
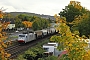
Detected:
left=43, top=44, right=56, bottom=46
left=0, top=18, right=15, bottom=24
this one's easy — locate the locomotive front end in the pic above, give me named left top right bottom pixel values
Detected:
left=18, top=34, right=27, bottom=44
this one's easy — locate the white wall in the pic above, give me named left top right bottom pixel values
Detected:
left=7, top=24, right=15, bottom=29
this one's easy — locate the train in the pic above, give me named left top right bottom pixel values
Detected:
left=17, top=27, right=57, bottom=44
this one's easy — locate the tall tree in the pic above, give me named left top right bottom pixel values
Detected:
left=32, top=20, right=39, bottom=31
left=32, top=17, right=50, bottom=31
left=15, top=17, right=24, bottom=28
left=50, top=13, right=90, bottom=60
left=0, top=9, right=11, bottom=60
left=77, top=12, right=90, bottom=37
left=59, top=1, right=86, bottom=22
left=18, top=14, right=30, bottom=21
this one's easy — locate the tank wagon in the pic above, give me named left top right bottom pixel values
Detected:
left=34, top=30, right=43, bottom=38
left=49, top=27, right=56, bottom=34
left=17, top=27, right=57, bottom=44
left=41, top=29, right=48, bottom=36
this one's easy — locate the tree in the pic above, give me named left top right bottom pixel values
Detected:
left=0, top=10, right=11, bottom=59
left=32, top=20, right=39, bottom=31
left=15, top=17, right=24, bottom=28
left=18, top=14, right=31, bottom=21
left=22, top=21, right=32, bottom=28
left=0, top=10, right=3, bottom=19
left=69, top=9, right=90, bottom=37
left=59, top=1, right=86, bottom=23
left=23, top=46, right=45, bottom=60
left=32, top=17, right=50, bottom=31
left=77, top=12, right=90, bottom=37
left=59, top=1, right=89, bottom=37
left=30, top=16, right=36, bottom=22
left=50, top=14, right=90, bottom=60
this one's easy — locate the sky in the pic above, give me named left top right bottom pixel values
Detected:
left=0, top=0, right=90, bottom=16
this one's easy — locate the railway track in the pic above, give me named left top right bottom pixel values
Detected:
left=5, top=33, right=57, bottom=59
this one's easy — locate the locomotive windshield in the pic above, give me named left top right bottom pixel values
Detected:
left=19, top=35, right=25, bottom=37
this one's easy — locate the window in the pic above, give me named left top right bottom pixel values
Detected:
left=19, top=35, right=25, bottom=37
left=12, top=24, right=14, bottom=26
left=44, top=48, right=49, bottom=51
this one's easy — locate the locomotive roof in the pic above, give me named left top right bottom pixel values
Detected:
left=22, top=31, right=34, bottom=34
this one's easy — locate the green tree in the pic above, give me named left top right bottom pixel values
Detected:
left=30, top=16, right=36, bottom=22
left=59, top=1, right=86, bottom=23
left=32, top=17, right=50, bottom=31
left=18, top=14, right=31, bottom=21
left=24, top=46, right=45, bottom=60
left=77, top=12, right=90, bottom=37
left=59, top=1, right=89, bottom=37
left=50, top=13, right=90, bottom=60
left=32, top=20, right=39, bottom=31
left=15, top=17, right=24, bottom=28
left=70, top=10, right=90, bottom=37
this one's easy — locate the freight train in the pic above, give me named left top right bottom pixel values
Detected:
left=17, top=27, right=57, bottom=44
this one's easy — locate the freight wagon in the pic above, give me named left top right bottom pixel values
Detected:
left=17, top=27, right=56, bottom=44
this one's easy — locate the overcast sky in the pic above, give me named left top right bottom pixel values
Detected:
left=0, top=0, right=90, bottom=16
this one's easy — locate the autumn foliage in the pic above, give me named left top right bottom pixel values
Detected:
left=69, top=1, right=82, bottom=11
left=53, top=1, right=90, bottom=60
left=51, top=3, right=90, bottom=59
left=22, top=21, right=32, bottom=28
left=51, top=14, right=90, bottom=60
left=0, top=22, right=11, bottom=60
left=0, top=10, right=3, bottom=18
left=0, top=9, right=11, bottom=60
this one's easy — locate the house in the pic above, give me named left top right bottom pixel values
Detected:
left=43, top=42, right=62, bottom=56
left=7, top=20, right=15, bottom=29
left=0, top=18, right=15, bottom=29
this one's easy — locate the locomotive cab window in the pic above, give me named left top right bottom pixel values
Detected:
left=19, top=35, right=25, bottom=37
